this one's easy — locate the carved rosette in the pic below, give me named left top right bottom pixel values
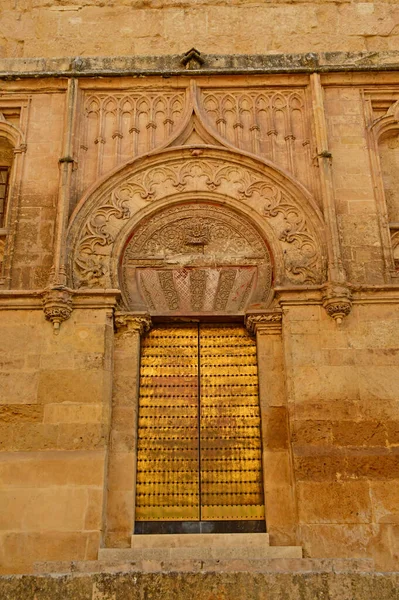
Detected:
left=245, top=310, right=283, bottom=336
left=42, top=288, right=73, bottom=333
left=322, top=284, right=352, bottom=324
left=114, top=312, right=152, bottom=336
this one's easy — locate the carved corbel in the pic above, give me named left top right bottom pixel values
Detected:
left=322, top=284, right=352, bottom=324
left=245, top=310, right=283, bottom=336
left=42, top=287, right=73, bottom=334
left=114, top=312, right=152, bottom=336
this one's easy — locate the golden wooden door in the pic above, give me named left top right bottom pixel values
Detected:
left=135, top=324, right=265, bottom=531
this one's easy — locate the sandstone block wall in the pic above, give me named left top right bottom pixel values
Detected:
left=1, top=1, right=399, bottom=58
left=0, top=60, right=399, bottom=575
left=284, top=303, right=399, bottom=570
left=0, top=309, right=113, bottom=574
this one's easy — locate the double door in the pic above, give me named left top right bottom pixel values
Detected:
left=135, top=324, right=265, bottom=533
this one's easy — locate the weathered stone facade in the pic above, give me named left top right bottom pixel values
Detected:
left=0, top=2, right=399, bottom=597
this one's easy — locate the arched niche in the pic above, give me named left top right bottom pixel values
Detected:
left=67, top=146, right=327, bottom=303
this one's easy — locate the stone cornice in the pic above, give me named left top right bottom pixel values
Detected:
left=0, top=289, right=120, bottom=309
left=1, top=51, right=399, bottom=80
left=1, top=286, right=399, bottom=310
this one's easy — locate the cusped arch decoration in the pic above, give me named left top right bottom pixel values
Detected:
left=67, top=146, right=327, bottom=307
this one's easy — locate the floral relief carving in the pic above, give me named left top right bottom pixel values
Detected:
left=71, top=150, right=325, bottom=291
left=114, top=312, right=152, bottom=335
left=245, top=311, right=283, bottom=336
left=124, top=205, right=265, bottom=260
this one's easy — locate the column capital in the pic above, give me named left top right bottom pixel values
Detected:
left=114, top=311, right=152, bottom=336
left=245, top=310, right=283, bottom=336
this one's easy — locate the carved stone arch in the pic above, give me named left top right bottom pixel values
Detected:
left=67, top=146, right=327, bottom=300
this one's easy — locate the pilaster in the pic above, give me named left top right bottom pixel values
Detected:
left=245, top=310, right=298, bottom=546
left=105, top=312, right=152, bottom=547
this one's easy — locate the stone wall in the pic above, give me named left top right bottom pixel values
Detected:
left=0, top=309, right=114, bottom=574
left=1, top=1, right=399, bottom=58
left=1, top=570, right=399, bottom=600
left=1, top=64, right=399, bottom=577
left=284, top=303, right=399, bottom=570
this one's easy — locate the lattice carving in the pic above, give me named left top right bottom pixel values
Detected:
left=202, top=89, right=313, bottom=189
left=77, top=91, right=186, bottom=193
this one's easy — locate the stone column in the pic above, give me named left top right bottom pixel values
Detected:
left=310, top=73, right=352, bottom=323
left=246, top=310, right=298, bottom=546
left=105, top=312, right=151, bottom=548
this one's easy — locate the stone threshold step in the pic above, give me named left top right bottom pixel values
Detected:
left=130, top=532, right=270, bottom=549
left=98, top=544, right=302, bottom=562
left=34, top=557, right=375, bottom=576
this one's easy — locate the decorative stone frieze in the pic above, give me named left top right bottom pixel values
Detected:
left=322, top=283, right=352, bottom=324
left=245, top=310, right=283, bottom=336
left=42, top=287, right=73, bottom=333
left=114, top=312, right=152, bottom=336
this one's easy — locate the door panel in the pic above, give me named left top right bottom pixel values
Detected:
left=135, top=324, right=264, bottom=524
left=135, top=325, right=200, bottom=521
left=199, top=325, right=264, bottom=521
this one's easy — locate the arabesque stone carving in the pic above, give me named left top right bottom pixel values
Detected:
left=70, top=148, right=325, bottom=292
left=121, top=203, right=272, bottom=314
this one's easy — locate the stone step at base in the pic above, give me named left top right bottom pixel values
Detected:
left=130, top=532, right=270, bottom=549
left=34, top=557, right=375, bottom=575
left=98, top=544, right=302, bottom=563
